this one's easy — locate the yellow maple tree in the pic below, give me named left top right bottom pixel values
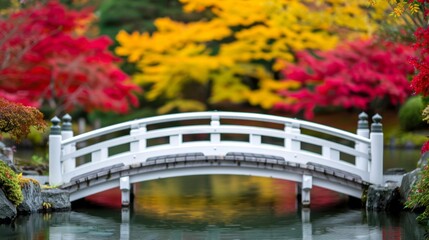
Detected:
left=116, top=0, right=394, bottom=113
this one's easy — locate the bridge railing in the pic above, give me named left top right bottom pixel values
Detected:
left=48, top=112, right=383, bottom=186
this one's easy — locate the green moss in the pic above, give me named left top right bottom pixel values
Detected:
left=41, top=185, right=59, bottom=189
left=0, top=161, right=23, bottom=206
left=18, top=174, right=40, bottom=188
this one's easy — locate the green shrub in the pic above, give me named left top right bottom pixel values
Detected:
left=396, top=132, right=428, bottom=147
left=385, top=128, right=428, bottom=148
left=0, top=161, right=23, bottom=206
left=406, top=165, right=429, bottom=223
left=399, top=96, right=426, bottom=131
left=406, top=142, right=429, bottom=225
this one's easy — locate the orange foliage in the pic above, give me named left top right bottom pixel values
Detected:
left=0, top=98, right=46, bottom=142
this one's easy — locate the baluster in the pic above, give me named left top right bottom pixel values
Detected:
left=322, top=146, right=339, bottom=161
left=285, top=122, right=301, bottom=150
left=210, top=114, right=220, bottom=144
left=91, top=148, right=107, bottom=162
left=130, top=123, right=147, bottom=152
left=170, top=134, right=182, bottom=146
left=250, top=134, right=261, bottom=145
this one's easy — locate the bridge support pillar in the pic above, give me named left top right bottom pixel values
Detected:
left=301, top=175, right=312, bottom=207
left=120, top=176, right=131, bottom=207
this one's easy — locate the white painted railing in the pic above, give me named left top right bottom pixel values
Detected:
left=49, top=111, right=383, bottom=186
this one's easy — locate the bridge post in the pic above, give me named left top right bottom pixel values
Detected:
left=49, top=117, right=62, bottom=186
left=356, top=112, right=369, bottom=172
left=61, top=114, right=75, bottom=174
left=370, top=114, right=383, bottom=185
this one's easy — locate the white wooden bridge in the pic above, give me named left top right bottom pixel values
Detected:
left=48, top=111, right=384, bottom=206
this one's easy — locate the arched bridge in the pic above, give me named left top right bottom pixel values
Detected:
left=48, top=112, right=384, bottom=206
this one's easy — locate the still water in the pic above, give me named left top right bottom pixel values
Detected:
left=0, top=173, right=427, bottom=239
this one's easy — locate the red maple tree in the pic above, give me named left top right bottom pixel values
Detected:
left=275, top=39, right=415, bottom=119
left=0, top=1, right=139, bottom=114
left=411, top=26, right=429, bottom=97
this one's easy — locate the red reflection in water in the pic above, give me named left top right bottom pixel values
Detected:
left=85, top=180, right=346, bottom=213
left=85, top=188, right=122, bottom=209
left=310, top=186, right=348, bottom=209
left=383, top=227, right=402, bottom=240
left=272, top=180, right=297, bottom=215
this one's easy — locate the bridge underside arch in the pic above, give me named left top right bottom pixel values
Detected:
left=62, top=154, right=367, bottom=202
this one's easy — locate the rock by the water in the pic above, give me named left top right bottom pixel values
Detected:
left=0, top=153, right=18, bottom=173
left=41, top=189, right=71, bottom=211
left=17, top=181, right=42, bottom=214
left=0, top=142, right=18, bottom=173
left=385, top=168, right=406, bottom=175
left=0, top=185, right=71, bottom=220
left=399, top=168, right=421, bottom=205
left=366, top=185, right=402, bottom=211
left=417, top=151, right=429, bottom=168
left=0, top=189, right=17, bottom=223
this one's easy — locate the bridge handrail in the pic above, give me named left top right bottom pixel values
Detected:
left=61, top=111, right=370, bottom=145
left=49, top=111, right=383, bottom=188
left=61, top=124, right=369, bottom=161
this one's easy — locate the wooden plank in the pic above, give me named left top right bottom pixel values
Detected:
left=69, top=163, right=124, bottom=182
left=307, top=162, right=361, bottom=181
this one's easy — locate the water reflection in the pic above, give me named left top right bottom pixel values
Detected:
left=133, top=175, right=300, bottom=224
left=384, top=148, right=421, bottom=171
left=0, top=207, right=425, bottom=239
left=0, top=175, right=427, bottom=239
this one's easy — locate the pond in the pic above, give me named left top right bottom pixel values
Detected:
left=0, top=171, right=427, bottom=239
left=1, top=146, right=426, bottom=239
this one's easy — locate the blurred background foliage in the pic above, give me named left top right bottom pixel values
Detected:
left=0, top=0, right=427, bottom=148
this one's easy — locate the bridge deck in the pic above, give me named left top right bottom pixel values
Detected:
left=61, top=153, right=369, bottom=200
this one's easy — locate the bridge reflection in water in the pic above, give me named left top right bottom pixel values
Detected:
left=2, top=208, right=420, bottom=240
left=0, top=175, right=425, bottom=239
left=75, top=175, right=423, bottom=239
